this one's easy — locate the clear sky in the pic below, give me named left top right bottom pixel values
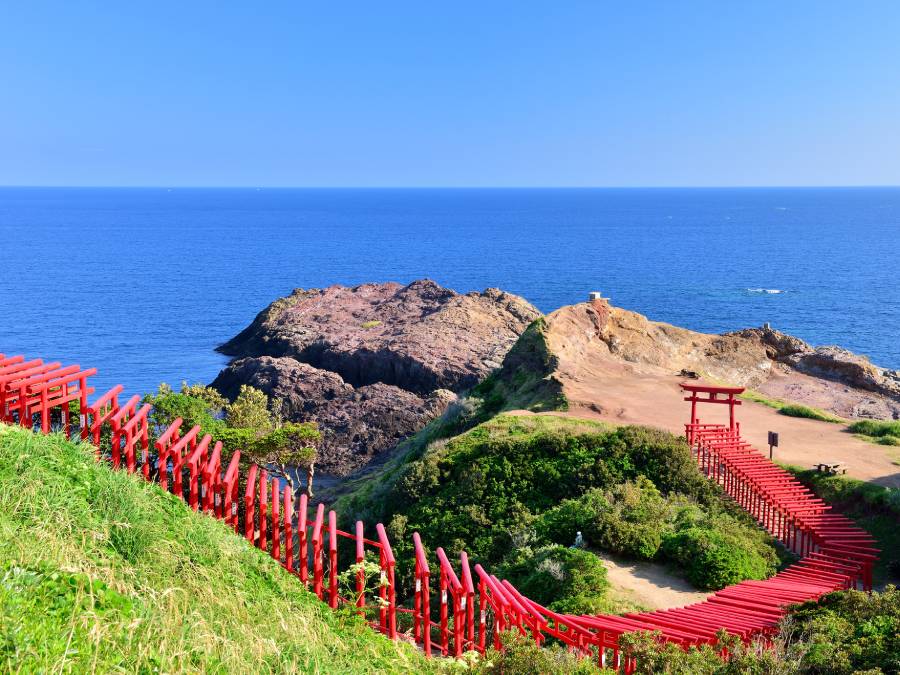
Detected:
left=2, top=2, right=899, bottom=187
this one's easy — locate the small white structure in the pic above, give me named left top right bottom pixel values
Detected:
left=588, top=291, right=603, bottom=302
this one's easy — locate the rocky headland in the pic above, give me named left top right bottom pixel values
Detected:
left=535, top=297, right=900, bottom=421
left=213, top=283, right=899, bottom=481
left=212, top=280, right=540, bottom=474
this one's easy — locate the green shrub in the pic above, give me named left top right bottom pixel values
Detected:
left=144, top=389, right=224, bottom=437
left=539, top=479, right=674, bottom=560
left=499, top=545, right=609, bottom=615
left=586, top=478, right=673, bottom=559
left=535, top=491, right=606, bottom=548
left=661, top=526, right=774, bottom=589
left=377, top=420, right=715, bottom=567
left=788, top=586, right=900, bottom=675
left=475, top=630, right=604, bottom=674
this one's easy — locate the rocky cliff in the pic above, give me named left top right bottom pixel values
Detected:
left=213, top=280, right=540, bottom=474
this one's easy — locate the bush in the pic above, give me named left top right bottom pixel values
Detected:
left=499, top=545, right=609, bottom=615
left=225, top=384, right=274, bottom=433
left=788, top=586, right=900, bottom=674
left=144, top=389, right=223, bottom=438
left=379, top=420, right=716, bottom=566
left=661, top=526, right=774, bottom=589
left=586, top=478, right=673, bottom=560
left=475, top=630, right=603, bottom=674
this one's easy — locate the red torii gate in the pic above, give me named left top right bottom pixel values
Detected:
left=681, top=382, right=744, bottom=438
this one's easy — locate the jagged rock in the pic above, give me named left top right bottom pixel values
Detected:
left=219, top=279, right=540, bottom=394
left=212, top=280, right=539, bottom=474
left=212, top=355, right=459, bottom=475
left=729, top=327, right=811, bottom=359
left=785, top=347, right=900, bottom=398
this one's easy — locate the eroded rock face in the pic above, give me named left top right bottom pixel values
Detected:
left=212, top=280, right=540, bottom=474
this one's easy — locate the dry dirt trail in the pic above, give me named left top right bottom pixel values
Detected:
left=595, top=552, right=711, bottom=610
left=517, top=300, right=900, bottom=488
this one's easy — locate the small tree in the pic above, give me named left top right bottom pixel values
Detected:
left=251, top=422, right=321, bottom=497
left=180, top=381, right=227, bottom=413
left=143, top=382, right=224, bottom=438
left=225, top=385, right=274, bottom=433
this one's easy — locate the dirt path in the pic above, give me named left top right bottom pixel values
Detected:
left=595, top=551, right=710, bottom=610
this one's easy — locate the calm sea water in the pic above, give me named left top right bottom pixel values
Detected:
left=2, top=187, right=899, bottom=397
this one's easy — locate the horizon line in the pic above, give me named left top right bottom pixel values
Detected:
left=2, top=184, right=900, bottom=190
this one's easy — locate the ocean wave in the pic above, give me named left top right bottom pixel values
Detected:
left=747, top=288, right=784, bottom=294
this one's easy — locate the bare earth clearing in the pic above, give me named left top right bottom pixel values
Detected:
left=538, top=301, right=900, bottom=488
left=595, top=551, right=711, bottom=611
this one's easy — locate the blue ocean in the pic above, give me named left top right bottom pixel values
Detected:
left=2, top=187, right=899, bottom=397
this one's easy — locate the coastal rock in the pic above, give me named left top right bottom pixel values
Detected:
left=212, top=356, right=457, bottom=474
left=531, top=300, right=900, bottom=421
left=219, top=279, right=539, bottom=394
left=213, top=280, right=540, bottom=474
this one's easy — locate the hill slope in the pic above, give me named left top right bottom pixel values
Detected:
left=0, top=425, right=432, bottom=674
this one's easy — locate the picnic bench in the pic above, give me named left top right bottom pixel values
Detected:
left=815, top=461, right=847, bottom=475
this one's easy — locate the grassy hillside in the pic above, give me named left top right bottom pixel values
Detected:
left=0, top=425, right=433, bottom=674
left=470, top=318, right=567, bottom=416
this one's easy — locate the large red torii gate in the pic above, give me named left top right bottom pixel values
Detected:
left=681, top=381, right=744, bottom=436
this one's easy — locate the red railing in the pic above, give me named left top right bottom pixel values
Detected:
left=0, top=355, right=879, bottom=671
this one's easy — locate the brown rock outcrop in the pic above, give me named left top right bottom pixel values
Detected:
left=213, top=280, right=540, bottom=474
left=541, top=301, right=900, bottom=420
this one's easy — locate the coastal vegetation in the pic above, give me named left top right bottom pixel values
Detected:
left=848, top=419, right=900, bottom=446
left=482, top=586, right=900, bottom=675
left=0, top=424, right=431, bottom=673
left=617, top=586, right=900, bottom=675
left=479, top=586, right=900, bottom=674
left=144, top=382, right=320, bottom=494
left=739, top=390, right=846, bottom=423
left=339, top=414, right=781, bottom=612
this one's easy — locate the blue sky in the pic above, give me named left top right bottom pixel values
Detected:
left=2, top=2, right=899, bottom=187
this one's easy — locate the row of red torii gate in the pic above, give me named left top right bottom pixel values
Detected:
left=0, top=352, right=879, bottom=670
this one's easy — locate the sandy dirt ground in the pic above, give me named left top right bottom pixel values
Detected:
left=557, top=370, right=900, bottom=488
left=594, top=551, right=710, bottom=610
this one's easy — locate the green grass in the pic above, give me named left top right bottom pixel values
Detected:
left=0, top=424, right=434, bottom=674
left=739, top=390, right=845, bottom=423
left=360, top=320, right=382, bottom=329
left=782, top=464, right=900, bottom=586
left=471, top=318, right=567, bottom=416
left=848, top=419, right=900, bottom=446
